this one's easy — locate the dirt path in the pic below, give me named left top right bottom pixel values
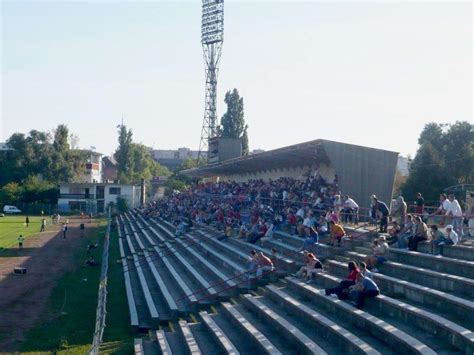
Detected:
left=0, top=218, right=99, bottom=351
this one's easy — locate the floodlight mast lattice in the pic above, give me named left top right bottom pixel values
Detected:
left=198, top=0, right=224, bottom=163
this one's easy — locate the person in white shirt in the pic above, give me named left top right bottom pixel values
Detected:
left=296, top=207, right=305, bottom=220
left=342, top=195, right=359, bottom=223
left=446, top=194, right=463, bottom=237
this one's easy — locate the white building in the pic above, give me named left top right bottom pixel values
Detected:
left=73, top=150, right=103, bottom=183
left=58, top=182, right=141, bottom=213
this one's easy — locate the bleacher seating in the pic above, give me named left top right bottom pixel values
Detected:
left=119, top=211, right=474, bottom=354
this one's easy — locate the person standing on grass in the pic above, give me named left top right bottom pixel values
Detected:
left=18, top=235, right=24, bottom=248
left=25, top=216, right=30, bottom=228
left=40, top=218, right=46, bottom=232
left=62, top=223, right=68, bottom=239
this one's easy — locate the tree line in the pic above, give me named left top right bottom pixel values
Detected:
left=401, top=121, right=473, bottom=204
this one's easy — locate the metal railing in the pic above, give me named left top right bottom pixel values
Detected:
left=88, top=207, right=111, bottom=355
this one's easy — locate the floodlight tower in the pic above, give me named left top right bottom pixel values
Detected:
left=198, top=0, right=224, bottom=162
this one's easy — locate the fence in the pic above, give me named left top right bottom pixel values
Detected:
left=88, top=207, right=111, bottom=355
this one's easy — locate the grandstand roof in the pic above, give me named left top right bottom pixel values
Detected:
left=182, top=140, right=330, bottom=177
left=182, top=139, right=396, bottom=178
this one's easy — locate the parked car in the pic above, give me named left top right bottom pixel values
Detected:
left=3, top=205, right=22, bottom=214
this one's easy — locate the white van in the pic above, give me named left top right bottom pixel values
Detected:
left=3, top=205, right=22, bottom=214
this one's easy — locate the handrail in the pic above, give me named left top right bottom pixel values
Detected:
left=176, top=220, right=377, bottom=304
left=185, top=266, right=276, bottom=308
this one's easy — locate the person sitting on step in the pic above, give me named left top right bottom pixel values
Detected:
left=351, top=272, right=380, bottom=309
left=365, top=236, right=389, bottom=272
left=325, top=261, right=359, bottom=299
left=295, top=250, right=323, bottom=282
left=255, top=252, right=274, bottom=277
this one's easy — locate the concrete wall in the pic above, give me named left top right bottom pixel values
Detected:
left=321, top=140, right=398, bottom=209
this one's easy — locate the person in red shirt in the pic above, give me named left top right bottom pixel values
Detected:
left=324, top=261, right=359, bottom=299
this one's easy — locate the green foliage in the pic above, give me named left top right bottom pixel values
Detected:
left=115, top=125, right=134, bottom=182
left=218, top=88, right=249, bottom=155
left=116, top=197, right=129, bottom=213
left=0, top=182, right=22, bottom=205
left=164, top=177, right=188, bottom=195
left=114, top=126, right=170, bottom=184
left=402, top=121, right=473, bottom=203
left=0, top=125, right=87, bottom=204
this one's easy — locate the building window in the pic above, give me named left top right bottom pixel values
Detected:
left=109, top=187, right=121, bottom=195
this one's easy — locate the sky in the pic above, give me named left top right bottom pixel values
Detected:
left=1, top=0, right=472, bottom=157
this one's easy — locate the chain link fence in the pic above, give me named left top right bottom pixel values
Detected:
left=88, top=208, right=111, bottom=355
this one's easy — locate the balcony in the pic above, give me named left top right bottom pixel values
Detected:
left=59, top=194, right=96, bottom=199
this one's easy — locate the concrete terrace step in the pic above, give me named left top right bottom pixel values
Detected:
left=119, top=240, right=139, bottom=327
left=327, top=259, right=474, bottom=331
left=199, top=311, right=240, bottom=354
left=194, top=229, right=252, bottom=264
left=220, top=302, right=282, bottom=354
left=241, top=294, right=327, bottom=355
left=134, top=338, right=144, bottom=355
left=388, top=249, right=474, bottom=279
left=264, top=284, right=380, bottom=355
left=142, top=250, right=178, bottom=317
left=309, top=272, right=473, bottom=354
left=134, top=218, right=219, bottom=302
left=417, top=243, right=474, bottom=262
left=177, top=320, right=202, bottom=354
left=155, top=329, right=173, bottom=355
left=133, top=254, right=160, bottom=320
left=285, top=277, right=436, bottom=355
left=150, top=219, right=240, bottom=289
left=345, top=250, right=474, bottom=298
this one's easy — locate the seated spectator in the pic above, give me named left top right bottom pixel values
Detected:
left=238, top=222, right=248, bottom=239
left=329, top=221, right=349, bottom=247
left=398, top=214, right=415, bottom=249
left=85, top=256, right=98, bottom=266
left=175, top=221, right=187, bottom=236
left=247, top=250, right=259, bottom=275
left=358, top=261, right=373, bottom=279
left=217, top=225, right=233, bottom=241
left=260, top=222, right=275, bottom=246
left=255, top=252, right=274, bottom=277
left=408, top=216, right=428, bottom=251
left=351, top=272, right=380, bottom=309
left=270, top=247, right=278, bottom=266
left=365, top=236, right=388, bottom=272
left=429, top=224, right=446, bottom=255
left=300, top=226, right=319, bottom=251
left=295, top=250, right=323, bottom=282
left=386, top=221, right=401, bottom=245
left=246, top=222, right=264, bottom=244
left=325, top=261, right=359, bottom=299
left=437, top=225, right=459, bottom=255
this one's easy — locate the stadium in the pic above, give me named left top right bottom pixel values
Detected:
left=1, top=1, right=473, bottom=354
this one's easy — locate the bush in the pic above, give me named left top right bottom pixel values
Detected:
left=116, top=197, right=129, bottom=213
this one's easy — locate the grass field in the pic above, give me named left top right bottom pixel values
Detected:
left=20, top=222, right=135, bottom=354
left=0, top=215, right=50, bottom=249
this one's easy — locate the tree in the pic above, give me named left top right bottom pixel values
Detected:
left=0, top=182, right=22, bottom=205
left=402, top=121, right=473, bottom=203
left=218, top=88, right=249, bottom=156
left=114, top=125, right=134, bottom=183
left=443, top=121, right=474, bottom=184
